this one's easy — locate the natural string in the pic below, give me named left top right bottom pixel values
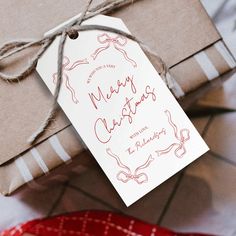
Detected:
left=0, top=0, right=172, bottom=144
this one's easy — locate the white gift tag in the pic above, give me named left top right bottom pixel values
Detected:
left=37, top=15, right=209, bottom=206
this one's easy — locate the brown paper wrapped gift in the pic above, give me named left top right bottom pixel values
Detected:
left=0, top=0, right=235, bottom=195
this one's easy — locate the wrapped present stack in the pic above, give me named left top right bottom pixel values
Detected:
left=0, top=0, right=235, bottom=195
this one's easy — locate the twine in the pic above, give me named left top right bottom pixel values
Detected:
left=0, top=0, right=177, bottom=144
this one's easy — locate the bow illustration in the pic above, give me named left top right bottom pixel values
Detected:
left=106, top=148, right=154, bottom=184
left=156, top=110, right=190, bottom=158
left=52, top=56, right=89, bottom=104
left=91, top=33, right=137, bottom=67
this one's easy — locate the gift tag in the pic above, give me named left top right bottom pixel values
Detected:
left=37, top=15, right=209, bottom=206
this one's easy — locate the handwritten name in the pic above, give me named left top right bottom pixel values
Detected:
left=126, top=128, right=166, bottom=155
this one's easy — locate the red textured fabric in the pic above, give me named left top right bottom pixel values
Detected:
left=0, top=210, right=214, bottom=236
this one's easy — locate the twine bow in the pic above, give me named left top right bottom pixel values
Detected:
left=106, top=148, right=154, bottom=184
left=0, top=0, right=177, bottom=144
left=91, top=33, right=137, bottom=67
left=156, top=110, right=190, bottom=158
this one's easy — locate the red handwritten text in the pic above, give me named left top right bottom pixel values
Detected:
left=94, top=84, right=156, bottom=143
left=126, top=128, right=166, bottom=155
left=88, top=75, right=136, bottom=109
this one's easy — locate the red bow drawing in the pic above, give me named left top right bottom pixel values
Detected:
left=156, top=110, right=190, bottom=158
left=106, top=148, right=154, bottom=184
left=52, top=56, right=88, bottom=104
left=91, top=33, right=137, bottom=67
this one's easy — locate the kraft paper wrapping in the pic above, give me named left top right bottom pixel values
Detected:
left=0, top=126, right=89, bottom=195
left=0, top=0, right=235, bottom=194
left=170, top=41, right=236, bottom=94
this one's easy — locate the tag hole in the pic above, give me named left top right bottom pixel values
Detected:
left=68, top=29, right=79, bottom=40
